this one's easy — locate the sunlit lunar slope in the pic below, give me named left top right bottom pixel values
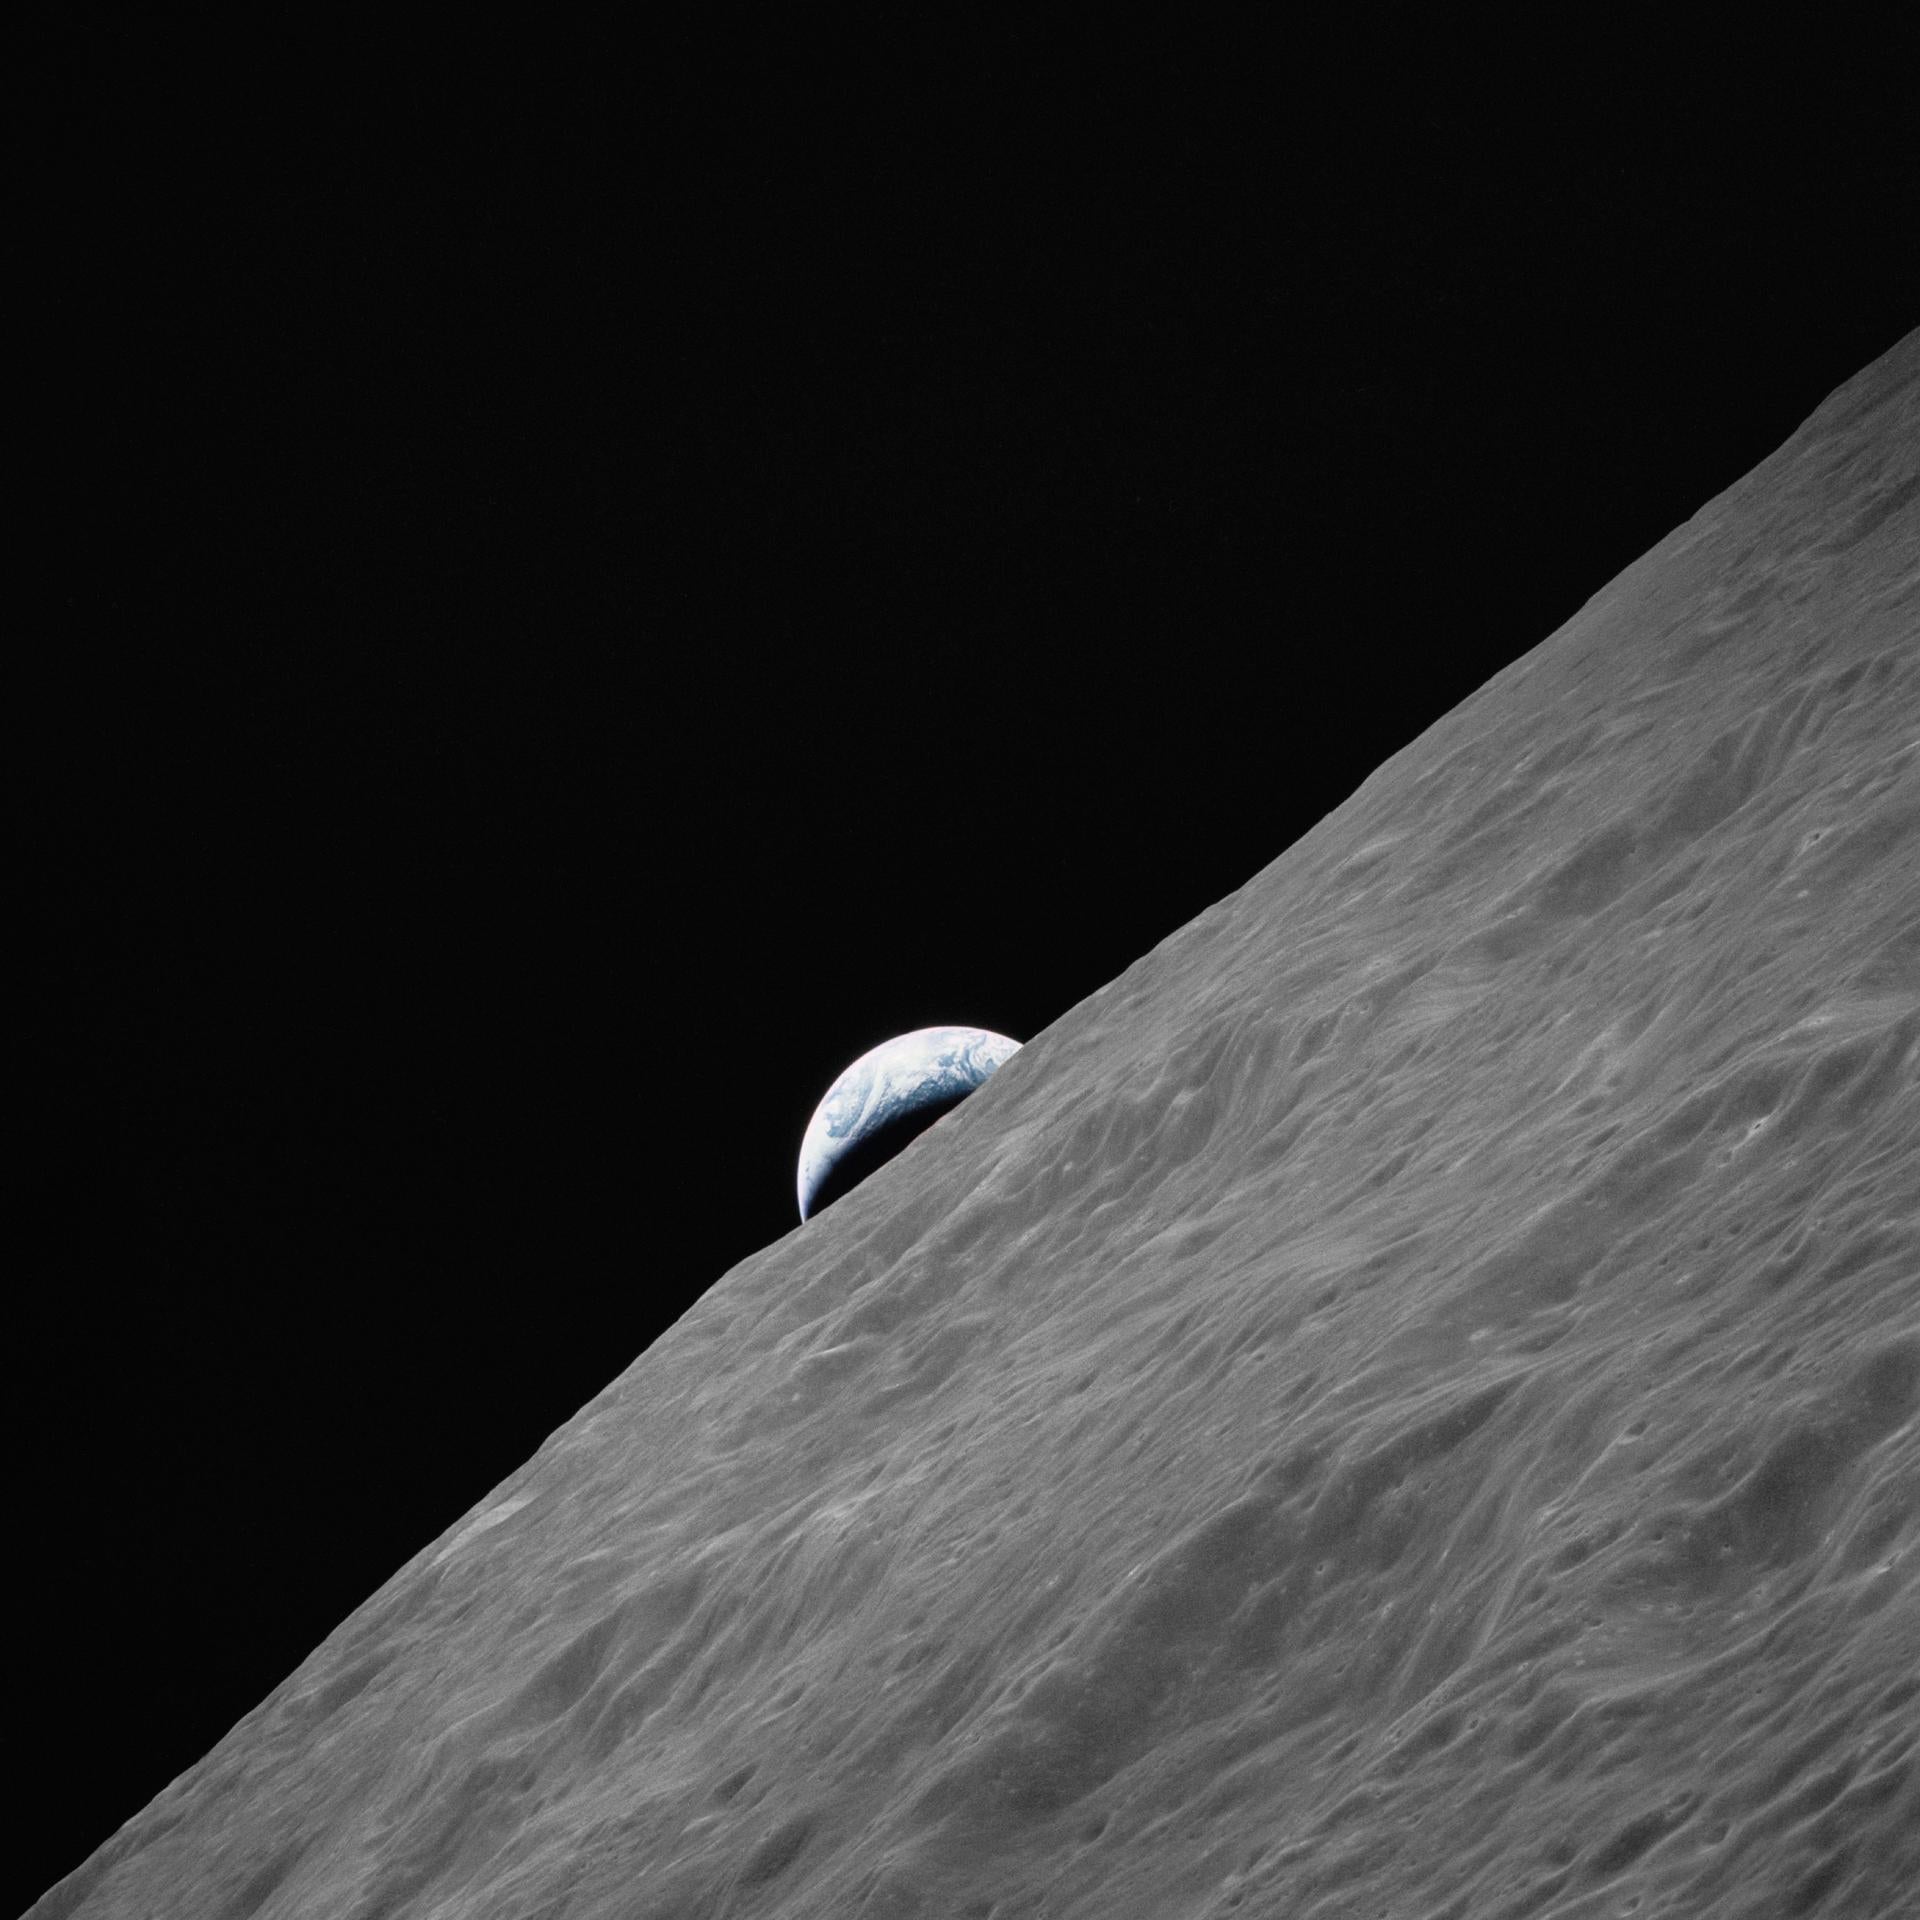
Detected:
left=37, top=334, right=1920, bottom=1919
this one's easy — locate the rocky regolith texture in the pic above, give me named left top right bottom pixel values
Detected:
left=34, top=330, right=1920, bottom=1920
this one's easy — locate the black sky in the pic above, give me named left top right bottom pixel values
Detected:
left=15, top=16, right=1917, bottom=1910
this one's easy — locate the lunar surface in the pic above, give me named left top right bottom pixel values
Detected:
left=798, top=1028, right=1022, bottom=1222
left=33, top=333, right=1920, bottom=1917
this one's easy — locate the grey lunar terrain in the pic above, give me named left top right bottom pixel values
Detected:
left=34, top=331, right=1920, bottom=1918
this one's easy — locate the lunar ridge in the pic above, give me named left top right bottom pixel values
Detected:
left=34, top=332, right=1920, bottom=1916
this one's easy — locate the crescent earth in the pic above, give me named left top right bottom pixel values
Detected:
left=797, top=1026, right=1021, bottom=1221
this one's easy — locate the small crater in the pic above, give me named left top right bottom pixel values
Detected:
left=308, top=1652, right=388, bottom=1722
left=738, top=1812, right=816, bottom=1888
left=1587, top=1806, right=1679, bottom=1876
left=1786, top=1850, right=1849, bottom=1913
left=1879, top=1676, right=1920, bottom=1715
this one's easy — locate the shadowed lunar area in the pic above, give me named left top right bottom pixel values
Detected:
left=31, top=334, right=1920, bottom=1918
left=797, top=1027, right=1021, bottom=1221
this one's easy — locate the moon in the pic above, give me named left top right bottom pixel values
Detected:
left=797, top=1026, right=1021, bottom=1221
